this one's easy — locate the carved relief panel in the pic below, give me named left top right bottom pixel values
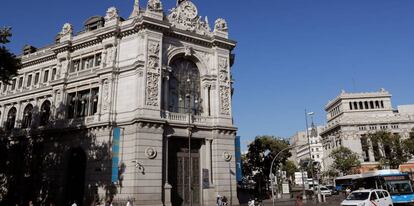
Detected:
left=146, top=40, right=161, bottom=107
left=218, top=57, right=231, bottom=115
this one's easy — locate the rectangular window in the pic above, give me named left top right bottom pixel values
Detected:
left=43, top=70, right=49, bottom=83
left=27, top=74, right=32, bottom=87
left=18, top=76, right=23, bottom=88
left=70, top=60, right=80, bottom=73
left=51, top=68, right=57, bottom=80
left=11, top=79, right=16, bottom=90
left=67, top=87, right=100, bottom=118
left=2, top=84, right=7, bottom=92
left=95, top=53, right=102, bottom=66
left=34, top=73, right=40, bottom=85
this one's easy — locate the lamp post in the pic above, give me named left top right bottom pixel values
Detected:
left=269, top=143, right=309, bottom=206
left=183, top=75, right=198, bottom=206
left=305, top=110, right=321, bottom=204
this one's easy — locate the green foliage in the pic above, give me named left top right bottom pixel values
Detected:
left=244, top=135, right=291, bottom=178
left=402, top=128, right=414, bottom=156
left=368, top=131, right=411, bottom=169
left=329, top=146, right=360, bottom=175
left=0, top=27, right=20, bottom=84
left=282, top=160, right=298, bottom=180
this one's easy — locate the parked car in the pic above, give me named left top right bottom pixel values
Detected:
left=341, top=189, right=393, bottom=206
left=318, top=186, right=332, bottom=196
left=326, top=185, right=339, bottom=195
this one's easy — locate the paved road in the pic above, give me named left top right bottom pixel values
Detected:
left=240, top=194, right=345, bottom=206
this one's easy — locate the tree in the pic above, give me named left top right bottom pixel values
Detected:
left=0, top=27, right=20, bottom=84
left=402, top=128, right=414, bottom=155
left=282, top=160, right=298, bottom=181
left=329, top=146, right=360, bottom=175
left=368, top=131, right=411, bottom=169
left=243, top=135, right=291, bottom=198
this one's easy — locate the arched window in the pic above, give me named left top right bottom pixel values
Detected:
left=22, top=104, right=33, bottom=128
left=354, top=102, right=358, bottom=110
left=40, top=100, right=51, bottom=126
left=6, top=107, right=17, bottom=130
left=364, top=101, right=369, bottom=110
left=168, top=58, right=201, bottom=115
left=359, top=101, right=364, bottom=110
left=380, top=100, right=384, bottom=108
left=370, top=101, right=374, bottom=109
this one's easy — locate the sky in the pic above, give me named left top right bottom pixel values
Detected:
left=2, top=0, right=414, bottom=150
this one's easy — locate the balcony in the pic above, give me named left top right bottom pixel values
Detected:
left=161, top=111, right=211, bottom=125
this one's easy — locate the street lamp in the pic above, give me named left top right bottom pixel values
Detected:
left=305, top=110, right=322, bottom=204
left=183, top=75, right=199, bottom=206
left=269, top=143, right=309, bottom=206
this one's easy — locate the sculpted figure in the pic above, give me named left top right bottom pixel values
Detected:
left=60, top=23, right=73, bottom=36
left=105, top=7, right=119, bottom=21
left=214, top=18, right=228, bottom=32
left=147, top=0, right=163, bottom=12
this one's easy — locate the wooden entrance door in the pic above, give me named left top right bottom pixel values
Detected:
left=169, top=139, right=201, bottom=206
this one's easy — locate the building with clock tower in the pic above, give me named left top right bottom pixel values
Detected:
left=0, top=0, right=238, bottom=205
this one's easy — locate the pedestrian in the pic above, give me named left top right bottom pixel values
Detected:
left=345, top=187, right=351, bottom=196
left=295, top=194, right=303, bottom=206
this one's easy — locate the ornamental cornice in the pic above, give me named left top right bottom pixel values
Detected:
left=22, top=54, right=57, bottom=68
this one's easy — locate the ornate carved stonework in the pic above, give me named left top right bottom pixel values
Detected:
left=214, top=18, right=228, bottom=32
left=102, top=80, right=110, bottom=111
left=105, top=7, right=119, bottom=21
left=145, top=147, right=158, bottom=159
left=219, top=58, right=229, bottom=85
left=146, top=40, right=161, bottom=106
left=105, top=46, right=115, bottom=66
left=146, top=73, right=160, bottom=106
left=148, top=41, right=160, bottom=72
left=220, top=86, right=230, bottom=115
left=60, top=23, right=73, bottom=36
left=147, top=0, right=163, bottom=12
left=168, top=1, right=211, bottom=35
left=223, top=151, right=232, bottom=162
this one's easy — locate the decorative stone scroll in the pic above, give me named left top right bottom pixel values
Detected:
left=167, top=1, right=211, bottom=36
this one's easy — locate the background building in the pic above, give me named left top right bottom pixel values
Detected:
left=0, top=0, right=238, bottom=205
left=290, top=124, right=325, bottom=171
left=321, top=89, right=414, bottom=173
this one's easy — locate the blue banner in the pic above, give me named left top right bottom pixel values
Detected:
left=111, top=127, right=121, bottom=183
left=235, top=136, right=243, bottom=182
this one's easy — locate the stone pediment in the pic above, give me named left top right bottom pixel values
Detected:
left=167, top=1, right=211, bottom=36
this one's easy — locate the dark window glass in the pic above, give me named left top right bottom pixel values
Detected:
left=27, top=75, right=32, bottom=87
left=22, top=104, right=33, bottom=128
left=43, top=70, right=49, bottom=83
left=34, top=73, right=40, bottom=84
left=18, top=77, right=23, bottom=88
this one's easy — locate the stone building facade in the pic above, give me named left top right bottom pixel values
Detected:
left=0, top=0, right=238, bottom=205
left=290, top=125, right=325, bottom=170
left=320, top=89, right=414, bottom=172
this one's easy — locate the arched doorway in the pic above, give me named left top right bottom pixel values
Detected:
left=6, top=107, right=17, bottom=130
left=65, top=147, right=87, bottom=206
